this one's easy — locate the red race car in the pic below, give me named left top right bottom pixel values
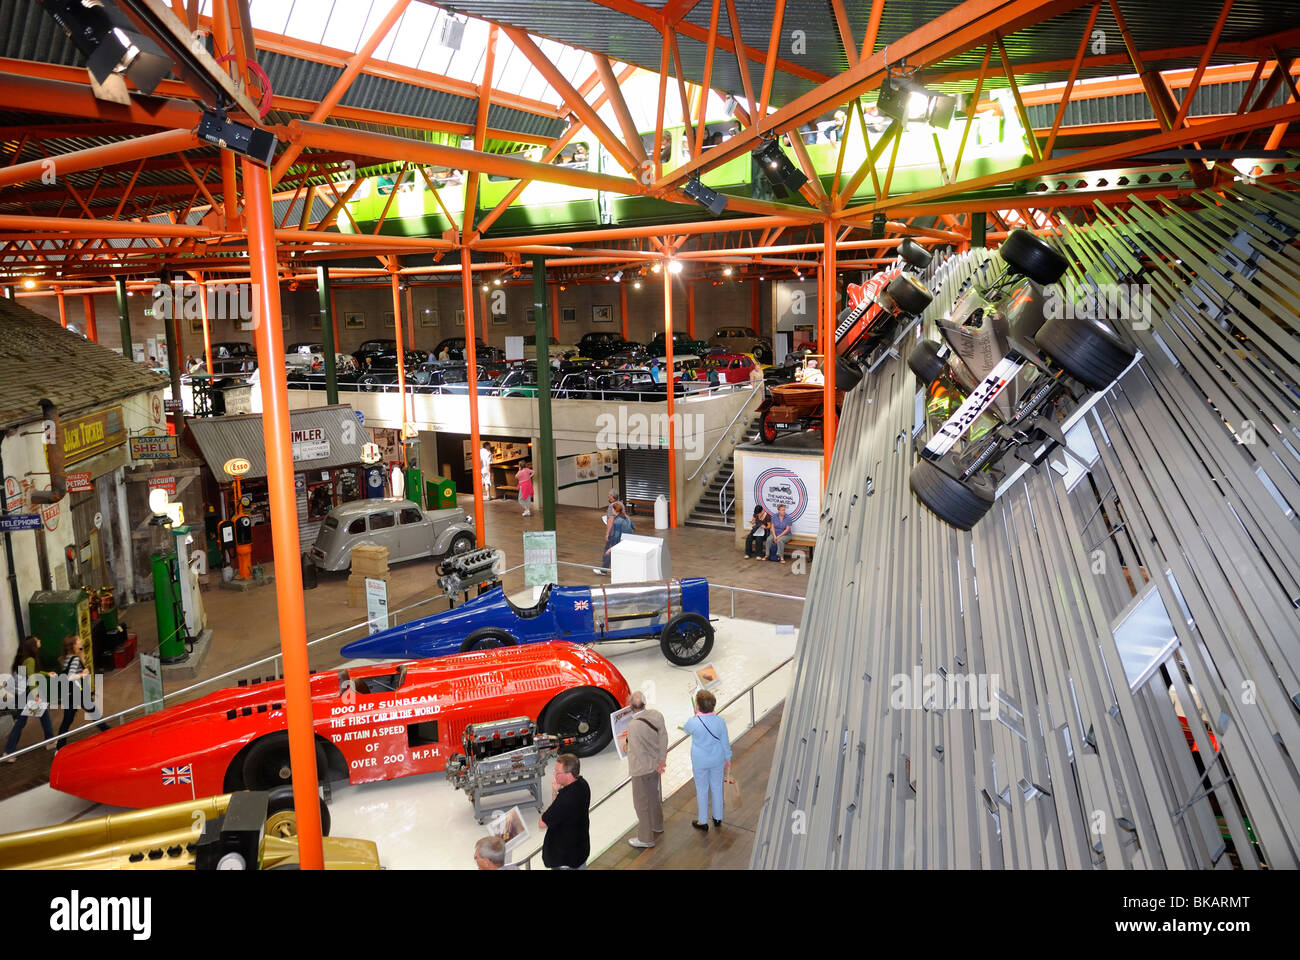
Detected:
left=50, top=642, right=630, bottom=809
left=833, top=237, right=934, bottom=391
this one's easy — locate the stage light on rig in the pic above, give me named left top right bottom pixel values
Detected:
left=667, top=260, right=683, bottom=275
left=753, top=138, right=807, bottom=196
left=681, top=174, right=727, bottom=216
left=876, top=66, right=956, bottom=130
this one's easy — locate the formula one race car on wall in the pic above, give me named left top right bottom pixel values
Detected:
left=341, top=578, right=714, bottom=666
left=833, top=237, right=935, bottom=392
left=907, top=228, right=1138, bottom=530
left=49, top=642, right=630, bottom=809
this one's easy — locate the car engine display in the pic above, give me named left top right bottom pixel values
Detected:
left=444, top=717, right=573, bottom=822
left=907, top=228, right=1138, bottom=529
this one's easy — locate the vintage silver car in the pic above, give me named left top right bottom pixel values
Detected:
left=308, top=498, right=476, bottom=572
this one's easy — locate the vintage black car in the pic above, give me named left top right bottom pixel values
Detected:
left=647, top=331, right=709, bottom=358
left=431, top=337, right=504, bottom=363
left=576, top=331, right=637, bottom=361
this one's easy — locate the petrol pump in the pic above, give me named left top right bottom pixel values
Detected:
left=222, top=457, right=254, bottom=579
left=147, top=488, right=190, bottom=665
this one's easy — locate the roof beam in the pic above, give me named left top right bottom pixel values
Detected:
left=595, top=55, right=649, bottom=167
left=0, top=129, right=202, bottom=189
left=463, top=24, right=499, bottom=239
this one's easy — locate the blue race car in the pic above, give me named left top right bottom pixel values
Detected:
left=341, top=578, right=715, bottom=666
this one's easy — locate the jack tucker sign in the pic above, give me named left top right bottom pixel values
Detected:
left=62, top=407, right=126, bottom=466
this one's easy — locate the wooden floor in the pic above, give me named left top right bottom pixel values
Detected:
left=0, top=495, right=808, bottom=801
left=591, top=704, right=783, bottom=870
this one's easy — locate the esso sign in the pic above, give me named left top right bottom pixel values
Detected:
left=224, top=457, right=252, bottom=477
left=360, top=442, right=381, bottom=465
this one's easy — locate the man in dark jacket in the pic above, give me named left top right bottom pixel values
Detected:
left=540, top=753, right=590, bottom=869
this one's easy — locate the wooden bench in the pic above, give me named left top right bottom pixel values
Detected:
left=785, top=536, right=816, bottom=560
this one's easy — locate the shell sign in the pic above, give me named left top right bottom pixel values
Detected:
left=223, top=457, right=252, bottom=477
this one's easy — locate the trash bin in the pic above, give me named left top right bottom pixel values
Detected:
left=301, top=552, right=318, bottom=590
left=654, top=494, right=669, bottom=530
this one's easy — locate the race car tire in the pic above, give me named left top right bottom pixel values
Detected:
left=460, top=628, right=516, bottom=652
left=660, top=613, right=715, bottom=666
left=999, top=229, right=1069, bottom=285
left=910, top=457, right=997, bottom=531
left=886, top=273, right=933, bottom=316
left=760, top=413, right=778, bottom=444
left=240, top=733, right=331, bottom=792
left=265, top=784, right=331, bottom=839
left=539, top=687, right=618, bottom=757
left=448, top=533, right=474, bottom=557
left=1034, top=312, right=1136, bottom=391
left=908, top=340, right=947, bottom=384
left=898, top=237, right=933, bottom=269
left=835, top=356, right=864, bottom=392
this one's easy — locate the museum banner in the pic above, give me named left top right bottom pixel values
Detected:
left=740, top=454, right=822, bottom=538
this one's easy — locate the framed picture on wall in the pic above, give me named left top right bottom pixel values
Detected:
left=282, top=313, right=291, bottom=331
left=455, top=309, right=465, bottom=327
left=189, top=317, right=203, bottom=334
left=561, top=307, right=577, bottom=324
left=383, top=311, right=394, bottom=327
left=309, top=313, right=322, bottom=330
left=592, top=305, right=613, bottom=324
left=345, top=312, right=365, bottom=329
left=491, top=311, right=507, bottom=325
left=420, top=308, right=438, bottom=327
left=526, top=309, right=535, bottom=324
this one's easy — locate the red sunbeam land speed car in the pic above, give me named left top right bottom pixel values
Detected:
left=50, top=642, right=631, bottom=809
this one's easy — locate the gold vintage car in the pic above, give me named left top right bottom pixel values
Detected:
left=0, top=789, right=378, bottom=870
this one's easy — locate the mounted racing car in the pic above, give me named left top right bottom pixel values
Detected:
left=907, top=228, right=1138, bottom=530
left=833, top=237, right=935, bottom=391
left=49, top=642, right=631, bottom=809
left=340, top=578, right=714, bottom=666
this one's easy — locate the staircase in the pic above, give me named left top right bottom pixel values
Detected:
left=685, top=412, right=765, bottom=530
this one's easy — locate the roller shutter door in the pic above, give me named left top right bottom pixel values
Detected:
left=621, top=448, right=669, bottom=502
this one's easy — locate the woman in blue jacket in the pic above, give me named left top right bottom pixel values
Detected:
left=683, top=689, right=731, bottom=830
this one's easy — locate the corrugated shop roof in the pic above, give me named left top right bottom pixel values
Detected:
left=186, top=404, right=368, bottom=479
left=0, top=298, right=167, bottom=429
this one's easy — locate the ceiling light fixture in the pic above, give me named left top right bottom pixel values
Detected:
left=668, top=260, right=683, bottom=275
left=753, top=138, right=807, bottom=195
left=681, top=174, right=727, bottom=216
left=876, top=65, right=957, bottom=130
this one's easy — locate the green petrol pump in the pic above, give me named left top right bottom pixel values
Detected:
left=147, top=489, right=190, bottom=665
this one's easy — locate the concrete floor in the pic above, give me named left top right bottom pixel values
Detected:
left=0, top=493, right=811, bottom=861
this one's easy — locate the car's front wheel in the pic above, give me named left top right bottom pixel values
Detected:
left=910, top=457, right=997, bottom=531
left=1034, top=313, right=1136, bottom=391
left=538, top=687, right=617, bottom=757
left=660, top=613, right=714, bottom=666
left=459, top=628, right=516, bottom=652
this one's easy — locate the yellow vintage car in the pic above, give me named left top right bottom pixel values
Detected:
left=0, top=789, right=378, bottom=871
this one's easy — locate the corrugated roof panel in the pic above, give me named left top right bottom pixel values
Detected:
left=1024, top=79, right=1294, bottom=129
left=187, top=403, right=369, bottom=478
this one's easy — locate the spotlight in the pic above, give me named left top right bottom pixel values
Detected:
left=612, top=271, right=623, bottom=283
left=668, top=260, right=683, bottom=275
left=759, top=275, right=765, bottom=281
left=633, top=281, right=642, bottom=290
left=876, top=68, right=956, bottom=130
left=723, top=267, right=733, bottom=276
left=197, top=109, right=278, bottom=167
left=871, top=213, right=887, bottom=240
left=681, top=175, right=728, bottom=217
left=753, top=138, right=807, bottom=196
left=481, top=284, right=489, bottom=292
left=651, top=264, right=662, bottom=274
left=39, top=0, right=173, bottom=96
left=493, top=278, right=501, bottom=286
left=22, top=278, right=35, bottom=290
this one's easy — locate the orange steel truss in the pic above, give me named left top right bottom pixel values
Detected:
left=6, top=0, right=1300, bottom=870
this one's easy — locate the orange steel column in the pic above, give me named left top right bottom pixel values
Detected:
left=550, top=283, right=559, bottom=339
left=663, top=264, right=677, bottom=528
left=82, top=294, right=97, bottom=342
left=620, top=282, right=628, bottom=340
left=389, top=267, right=409, bottom=462
left=240, top=156, right=324, bottom=870
left=198, top=278, right=213, bottom=378
left=460, top=255, right=486, bottom=546
left=822, top=222, right=838, bottom=478
left=56, top=288, right=67, bottom=328
left=687, top=281, right=695, bottom=338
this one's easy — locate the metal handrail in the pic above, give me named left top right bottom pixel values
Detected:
left=687, top=383, right=762, bottom=481
left=718, top=471, right=735, bottom=524
left=517, top=652, right=795, bottom=870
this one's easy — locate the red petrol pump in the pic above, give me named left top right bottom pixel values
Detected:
left=223, top=458, right=254, bottom=579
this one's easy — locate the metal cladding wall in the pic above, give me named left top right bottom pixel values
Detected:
left=752, top=185, right=1300, bottom=870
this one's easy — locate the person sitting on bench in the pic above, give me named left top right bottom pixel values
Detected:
left=745, top=505, right=771, bottom=559
left=768, top=504, right=793, bottom=563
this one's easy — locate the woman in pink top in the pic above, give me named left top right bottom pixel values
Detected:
left=516, top=460, right=534, bottom=517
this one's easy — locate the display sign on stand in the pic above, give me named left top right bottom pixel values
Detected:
left=522, top=530, right=557, bottom=587
left=366, top=577, right=389, bottom=634
left=140, top=652, right=164, bottom=714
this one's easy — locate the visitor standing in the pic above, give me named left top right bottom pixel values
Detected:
left=625, top=691, right=668, bottom=848
left=516, top=460, right=534, bottom=517
left=2, top=637, right=54, bottom=760
left=540, top=754, right=590, bottom=869
left=479, top=443, right=493, bottom=501
left=602, top=501, right=634, bottom=570
left=683, top=689, right=732, bottom=831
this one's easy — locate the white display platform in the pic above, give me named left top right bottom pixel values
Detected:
left=609, top=533, right=670, bottom=582
left=0, top=617, right=796, bottom=870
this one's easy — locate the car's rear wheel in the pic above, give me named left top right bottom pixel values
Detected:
left=760, top=414, right=778, bottom=444
left=999, top=229, right=1069, bottom=285
left=908, top=340, right=947, bottom=384
left=539, top=687, right=617, bottom=757
left=448, top=533, right=474, bottom=557
left=886, top=273, right=933, bottom=316
left=835, top=356, right=864, bottom=392
left=240, top=733, right=331, bottom=791
left=1034, top=313, right=1136, bottom=391
left=265, top=784, right=331, bottom=838
left=898, top=237, right=932, bottom=269
left=459, top=628, right=516, bottom=652
left=660, top=613, right=714, bottom=666
left=910, top=457, right=997, bottom=531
